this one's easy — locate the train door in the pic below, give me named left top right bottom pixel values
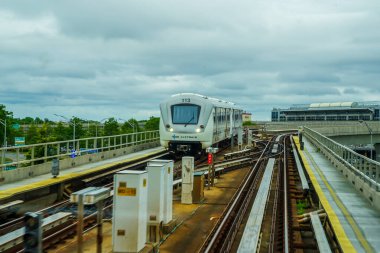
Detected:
left=213, top=108, right=218, bottom=143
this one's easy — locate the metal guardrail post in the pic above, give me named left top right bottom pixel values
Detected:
left=31, top=146, right=35, bottom=165
left=44, top=144, right=48, bottom=162
left=16, top=148, right=20, bottom=168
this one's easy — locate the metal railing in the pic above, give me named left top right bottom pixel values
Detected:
left=0, top=130, right=160, bottom=170
left=303, top=127, right=380, bottom=189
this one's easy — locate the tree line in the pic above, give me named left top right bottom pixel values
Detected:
left=0, top=104, right=159, bottom=146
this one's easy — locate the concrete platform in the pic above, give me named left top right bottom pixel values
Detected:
left=294, top=136, right=380, bottom=253
left=0, top=146, right=165, bottom=201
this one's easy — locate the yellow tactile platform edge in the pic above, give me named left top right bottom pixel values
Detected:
left=0, top=148, right=164, bottom=200
left=293, top=136, right=356, bottom=253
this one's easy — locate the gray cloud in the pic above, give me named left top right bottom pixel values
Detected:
left=277, top=72, right=341, bottom=83
left=0, top=0, right=379, bottom=121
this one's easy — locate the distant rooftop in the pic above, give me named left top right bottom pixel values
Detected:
left=285, top=101, right=380, bottom=110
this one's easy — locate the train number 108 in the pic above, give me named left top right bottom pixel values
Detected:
left=182, top=98, right=191, bottom=103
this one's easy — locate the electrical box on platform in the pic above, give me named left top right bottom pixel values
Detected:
left=146, top=164, right=165, bottom=224
left=193, top=171, right=205, bottom=203
left=147, top=159, right=174, bottom=224
left=113, top=170, right=147, bottom=253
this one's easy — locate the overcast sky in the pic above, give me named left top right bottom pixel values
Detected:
left=0, top=0, right=379, bottom=121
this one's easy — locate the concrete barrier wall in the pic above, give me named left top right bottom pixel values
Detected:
left=0, top=141, right=160, bottom=184
left=306, top=135, right=380, bottom=211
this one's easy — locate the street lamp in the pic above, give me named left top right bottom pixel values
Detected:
left=359, top=120, right=373, bottom=160
left=0, top=119, right=6, bottom=164
left=54, top=114, right=76, bottom=149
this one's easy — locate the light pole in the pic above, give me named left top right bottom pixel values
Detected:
left=0, top=119, right=6, bottom=164
left=54, top=114, right=76, bottom=149
left=359, top=120, right=373, bottom=160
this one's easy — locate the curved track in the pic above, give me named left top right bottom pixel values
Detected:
left=199, top=138, right=273, bottom=253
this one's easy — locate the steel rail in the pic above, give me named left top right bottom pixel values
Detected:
left=200, top=138, right=273, bottom=253
left=268, top=149, right=282, bottom=252
left=283, top=136, right=289, bottom=253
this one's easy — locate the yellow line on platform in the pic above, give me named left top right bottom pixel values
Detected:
left=293, top=136, right=357, bottom=253
left=302, top=144, right=374, bottom=253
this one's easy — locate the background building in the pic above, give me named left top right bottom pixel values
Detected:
left=271, top=102, right=380, bottom=122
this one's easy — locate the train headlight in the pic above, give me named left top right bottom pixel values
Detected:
left=195, top=128, right=201, bottom=133
left=169, top=128, right=174, bottom=132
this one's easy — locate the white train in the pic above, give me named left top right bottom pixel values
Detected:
left=159, top=93, right=243, bottom=155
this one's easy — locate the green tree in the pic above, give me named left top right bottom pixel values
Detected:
left=53, top=122, right=69, bottom=141
left=144, top=116, right=160, bottom=131
left=20, top=117, right=35, bottom=124
left=39, top=123, right=55, bottom=142
left=86, top=124, right=98, bottom=137
left=26, top=124, right=40, bottom=144
left=121, top=118, right=140, bottom=133
left=34, top=117, right=44, bottom=124
left=0, top=104, right=13, bottom=146
left=104, top=118, right=119, bottom=136
left=44, top=118, right=53, bottom=124
left=64, top=117, right=85, bottom=140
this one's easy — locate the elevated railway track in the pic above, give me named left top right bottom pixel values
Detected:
left=199, top=134, right=334, bottom=253
left=0, top=133, right=340, bottom=253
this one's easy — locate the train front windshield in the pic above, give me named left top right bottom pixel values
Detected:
left=171, top=104, right=200, bottom=125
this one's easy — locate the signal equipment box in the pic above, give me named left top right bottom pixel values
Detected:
left=193, top=171, right=205, bottom=203
left=147, top=159, right=174, bottom=224
left=146, top=163, right=165, bottom=243
left=113, top=170, right=148, bottom=253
